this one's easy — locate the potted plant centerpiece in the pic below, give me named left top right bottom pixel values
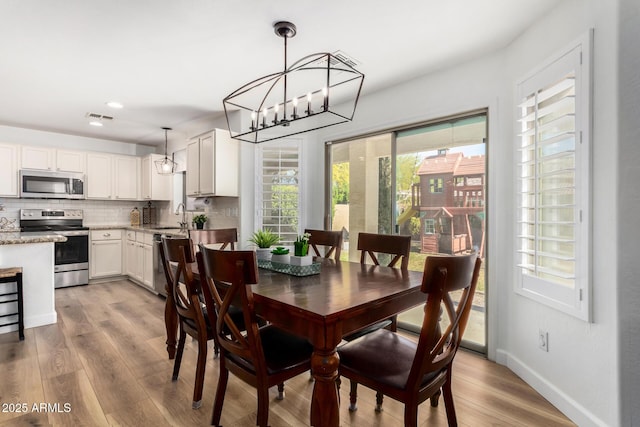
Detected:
left=248, top=229, right=281, bottom=260
left=270, top=246, right=290, bottom=264
left=291, top=233, right=313, bottom=266
left=192, top=214, right=208, bottom=230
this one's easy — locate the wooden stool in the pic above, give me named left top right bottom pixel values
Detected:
left=0, top=267, right=24, bottom=341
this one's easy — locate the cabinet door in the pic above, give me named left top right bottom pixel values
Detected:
left=148, top=154, right=172, bottom=200
left=185, top=139, right=200, bottom=197
left=21, top=146, right=53, bottom=170
left=142, top=243, right=154, bottom=289
left=198, top=133, right=215, bottom=195
left=56, top=150, right=86, bottom=173
left=125, top=239, right=138, bottom=278
left=213, top=131, right=239, bottom=196
left=86, top=153, right=112, bottom=199
left=0, top=144, right=19, bottom=197
left=113, top=156, right=139, bottom=200
left=90, top=240, right=122, bottom=278
left=141, top=156, right=151, bottom=199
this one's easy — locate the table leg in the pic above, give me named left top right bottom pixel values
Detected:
left=310, top=347, right=340, bottom=427
left=164, top=284, right=177, bottom=359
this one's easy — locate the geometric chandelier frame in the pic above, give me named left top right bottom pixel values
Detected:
left=223, top=21, right=364, bottom=143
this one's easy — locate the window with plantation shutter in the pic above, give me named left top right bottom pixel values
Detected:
left=515, top=32, right=592, bottom=321
left=256, top=140, right=301, bottom=244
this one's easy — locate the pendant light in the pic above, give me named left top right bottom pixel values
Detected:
left=155, top=127, right=177, bottom=174
left=223, top=21, right=364, bottom=143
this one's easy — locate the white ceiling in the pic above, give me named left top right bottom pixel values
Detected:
left=0, top=0, right=560, bottom=147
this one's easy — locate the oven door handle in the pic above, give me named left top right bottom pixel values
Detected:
left=56, top=230, right=90, bottom=237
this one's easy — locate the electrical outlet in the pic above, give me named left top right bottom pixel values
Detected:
left=538, top=329, right=549, bottom=352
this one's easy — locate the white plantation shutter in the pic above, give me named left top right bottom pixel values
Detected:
left=256, top=140, right=301, bottom=244
left=515, top=33, right=591, bottom=321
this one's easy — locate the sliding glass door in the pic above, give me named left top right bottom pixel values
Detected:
left=327, top=111, right=487, bottom=351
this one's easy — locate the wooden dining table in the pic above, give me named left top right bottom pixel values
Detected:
left=164, top=257, right=426, bottom=427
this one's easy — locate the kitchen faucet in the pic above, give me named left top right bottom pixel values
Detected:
left=175, top=203, right=188, bottom=231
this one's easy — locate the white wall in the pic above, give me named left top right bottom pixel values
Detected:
left=618, top=0, right=640, bottom=425
left=303, top=1, right=621, bottom=426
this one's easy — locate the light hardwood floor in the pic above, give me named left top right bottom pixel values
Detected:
left=0, top=280, right=575, bottom=426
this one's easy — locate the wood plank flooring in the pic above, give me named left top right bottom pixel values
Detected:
left=0, top=280, right=575, bottom=426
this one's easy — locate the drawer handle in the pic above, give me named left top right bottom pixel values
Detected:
left=103, top=233, right=111, bottom=237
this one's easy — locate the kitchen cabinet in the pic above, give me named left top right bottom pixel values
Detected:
left=0, top=143, right=19, bottom=197
left=186, top=129, right=238, bottom=197
left=90, top=229, right=123, bottom=278
left=86, top=153, right=112, bottom=199
left=126, top=230, right=154, bottom=291
left=20, top=146, right=86, bottom=173
left=141, top=154, right=172, bottom=200
left=87, top=153, right=140, bottom=200
left=113, top=155, right=139, bottom=200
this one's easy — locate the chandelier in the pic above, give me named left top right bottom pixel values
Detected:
left=155, top=127, right=177, bottom=174
left=223, top=21, right=364, bottom=143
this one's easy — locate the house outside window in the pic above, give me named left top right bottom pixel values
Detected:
left=429, top=177, right=444, bottom=193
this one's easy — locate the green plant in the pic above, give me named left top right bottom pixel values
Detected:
left=192, top=214, right=208, bottom=225
left=248, top=229, right=281, bottom=248
left=271, top=247, right=289, bottom=255
left=294, top=232, right=310, bottom=256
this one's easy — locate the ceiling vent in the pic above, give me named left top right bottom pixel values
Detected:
left=85, top=112, right=114, bottom=121
left=310, top=50, right=361, bottom=69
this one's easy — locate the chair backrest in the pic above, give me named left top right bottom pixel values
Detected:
left=160, top=237, right=205, bottom=328
left=357, top=232, right=411, bottom=269
left=197, top=246, right=266, bottom=371
left=304, top=229, right=343, bottom=260
left=189, top=228, right=238, bottom=251
left=407, top=252, right=481, bottom=390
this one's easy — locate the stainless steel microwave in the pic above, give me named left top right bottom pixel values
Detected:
left=19, top=170, right=85, bottom=199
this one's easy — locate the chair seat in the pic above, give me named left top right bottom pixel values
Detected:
left=228, top=325, right=313, bottom=375
left=341, top=319, right=393, bottom=342
left=338, top=329, right=439, bottom=390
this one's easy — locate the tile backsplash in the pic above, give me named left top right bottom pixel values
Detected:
left=0, top=197, right=239, bottom=230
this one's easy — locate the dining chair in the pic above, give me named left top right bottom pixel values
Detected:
left=189, top=228, right=238, bottom=251
left=160, top=237, right=212, bottom=409
left=345, top=232, right=412, bottom=340
left=337, top=252, right=482, bottom=426
left=197, top=245, right=313, bottom=427
left=304, top=228, right=343, bottom=261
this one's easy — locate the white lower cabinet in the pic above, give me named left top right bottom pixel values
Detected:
left=90, top=230, right=123, bottom=279
left=125, top=230, right=154, bottom=291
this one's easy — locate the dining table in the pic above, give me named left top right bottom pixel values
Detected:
left=164, top=257, right=426, bottom=427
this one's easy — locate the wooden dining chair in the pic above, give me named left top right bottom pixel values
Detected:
left=189, top=228, right=237, bottom=251
left=197, top=246, right=313, bottom=427
left=304, top=228, right=343, bottom=261
left=160, top=237, right=212, bottom=409
left=338, top=252, right=482, bottom=426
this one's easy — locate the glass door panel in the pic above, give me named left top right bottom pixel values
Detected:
left=329, top=112, right=487, bottom=352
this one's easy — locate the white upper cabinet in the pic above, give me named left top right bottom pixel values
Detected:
left=20, top=146, right=85, bottom=173
left=0, top=143, right=19, bottom=197
left=86, top=153, right=112, bottom=199
left=141, top=154, right=172, bottom=200
left=186, top=129, right=238, bottom=197
left=113, top=155, right=140, bottom=200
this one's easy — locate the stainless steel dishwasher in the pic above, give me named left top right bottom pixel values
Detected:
left=153, top=234, right=167, bottom=297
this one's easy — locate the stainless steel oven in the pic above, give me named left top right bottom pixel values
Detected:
left=20, top=209, right=89, bottom=288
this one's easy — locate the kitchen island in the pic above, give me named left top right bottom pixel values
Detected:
left=0, top=231, right=66, bottom=336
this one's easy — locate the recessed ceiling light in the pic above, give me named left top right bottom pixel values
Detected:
left=106, top=101, right=123, bottom=109
left=89, top=121, right=103, bottom=127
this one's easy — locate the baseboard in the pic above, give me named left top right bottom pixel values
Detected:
left=25, top=311, right=57, bottom=329
left=496, top=349, right=609, bottom=427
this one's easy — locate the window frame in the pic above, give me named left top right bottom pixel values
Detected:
left=255, top=139, right=302, bottom=244
left=514, top=31, right=592, bottom=321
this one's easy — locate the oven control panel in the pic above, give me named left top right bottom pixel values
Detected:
left=20, top=209, right=84, bottom=220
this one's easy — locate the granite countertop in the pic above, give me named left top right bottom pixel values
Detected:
left=0, top=231, right=68, bottom=246
left=87, top=224, right=187, bottom=236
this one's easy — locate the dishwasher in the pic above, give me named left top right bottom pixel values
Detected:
left=153, top=234, right=168, bottom=297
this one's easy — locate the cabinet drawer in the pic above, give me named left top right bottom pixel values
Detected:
left=126, top=230, right=136, bottom=241
left=91, top=229, right=122, bottom=241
